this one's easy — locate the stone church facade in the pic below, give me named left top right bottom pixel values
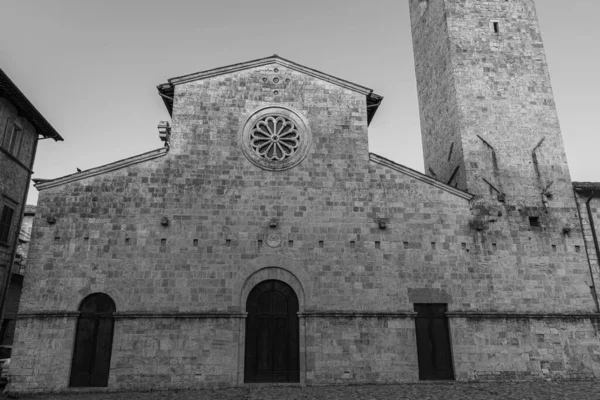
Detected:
left=8, top=0, right=600, bottom=393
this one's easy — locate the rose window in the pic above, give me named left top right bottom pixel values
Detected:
left=250, top=116, right=300, bottom=161
left=240, top=105, right=312, bottom=171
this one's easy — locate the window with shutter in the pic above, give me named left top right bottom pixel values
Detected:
left=0, top=205, right=15, bottom=244
left=2, top=120, right=23, bottom=157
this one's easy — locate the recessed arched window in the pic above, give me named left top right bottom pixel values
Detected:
left=69, top=293, right=116, bottom=387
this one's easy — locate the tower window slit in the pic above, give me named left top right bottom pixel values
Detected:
left=493, top=21, right=500, bottom=34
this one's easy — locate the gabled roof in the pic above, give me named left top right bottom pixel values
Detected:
left=157, top=55, right=383, bottom=125
left=0, top=68, right=63, bottom=141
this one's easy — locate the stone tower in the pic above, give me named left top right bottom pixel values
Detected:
left=409, top=0, right=573, bottom=210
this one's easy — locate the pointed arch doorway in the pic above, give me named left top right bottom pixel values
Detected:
left=244, top=280, right=299, bottom=382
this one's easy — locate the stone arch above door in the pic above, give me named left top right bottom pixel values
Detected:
left=238, top=259, right=309, bottom=312
left=73, top=287, right=123, bottom=313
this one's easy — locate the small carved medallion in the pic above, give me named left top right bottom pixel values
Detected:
left=267, top=234, right=282, bottom=248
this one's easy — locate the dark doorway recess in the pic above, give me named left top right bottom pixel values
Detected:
left=414, top=303, right=455, bottom=380
left=245, top=280, right=299, bottom=383
left=69, top=293, right=116, bottom=387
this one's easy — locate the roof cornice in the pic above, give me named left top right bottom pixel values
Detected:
left=573, top=181, right=600, bottom=196
left=34, top=147, right=168, bottom=190
left=166, top=55, right=375, bottom=95
left=369, top=153, right=473, bottom=201
left=157, top=55, right=383, bottom=124
left=0, top=68, right=63, bottom=141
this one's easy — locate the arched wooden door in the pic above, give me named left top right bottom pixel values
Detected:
left=244, top=280, right=299, bottom=382
left=69, top=293, right=116, bottom=387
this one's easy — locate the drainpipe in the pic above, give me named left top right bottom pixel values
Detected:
left=586, top=196, right=600, bottom=289
left=576, top=192, right=600, bottom=313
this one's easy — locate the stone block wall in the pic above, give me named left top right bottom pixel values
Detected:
left=111, top=317, right=240, bottom=390
left=8, top=60, right=600, bottom=392
left=451, top=317, right=600, bottom=381
left=0, top=97, right=37, bottom=325
left=410, top=0, right=574, bottom=209
left=305, top=316, right=418, bottom=384
left=9, top=316, right=76, bottom=391
left=574, top=190, right=600, bottom=306
left=409, top=0, right=465, bottom=189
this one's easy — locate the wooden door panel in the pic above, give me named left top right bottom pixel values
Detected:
left=245, top=280, right=299, bottom=383
left=70, top=294, right=115, bottom=387
left=90, top=317, right=114, bottom=386
left=414, top=304, right=454, bottom=380
left=69, top=317, right=95, bottom=387
left=431, top=317, right=453, bottom=373
left=273, top=317, right=288, bottom=371
left=257, top=316, right=272, bottom=372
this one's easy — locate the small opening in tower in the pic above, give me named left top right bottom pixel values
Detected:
left=529, top=216, right=541, bottom=228
left=493, top=21, right=500, bottom=34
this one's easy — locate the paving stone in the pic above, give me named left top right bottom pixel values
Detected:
left=10, top=382, right=600, bottom=400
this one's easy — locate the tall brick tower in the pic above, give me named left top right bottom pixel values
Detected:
left=409, top=0, right=573, bottom=209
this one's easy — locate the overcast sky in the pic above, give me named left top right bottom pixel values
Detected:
left=0, top=0, right=598, bottom=205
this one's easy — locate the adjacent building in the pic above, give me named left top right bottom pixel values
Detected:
left=7, top=0, right=600, bottom=394
left=0, top=70, right=62, bottom=347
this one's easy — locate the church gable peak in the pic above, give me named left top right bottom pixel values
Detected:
left=157, top=55, right=383, bottom=123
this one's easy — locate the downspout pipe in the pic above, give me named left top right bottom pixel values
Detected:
left=586, top=196, right=600, bottom=289
left=576, top=192, right=600, bottom=313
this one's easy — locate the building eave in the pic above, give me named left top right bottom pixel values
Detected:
left=0, top=68, right=63, bottom=141
left=573, top=182, right=600, bottom=196
left=34, top=147, right=168, bottom=190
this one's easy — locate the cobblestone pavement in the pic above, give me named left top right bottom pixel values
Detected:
left=7, top=381, right=600, bottom=400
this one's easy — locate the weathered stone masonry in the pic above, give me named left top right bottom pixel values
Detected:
left=0, top=69, right=62, bottom=349
left=8, top=0, right=600, bottom=394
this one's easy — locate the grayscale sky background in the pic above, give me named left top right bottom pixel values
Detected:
left=0, top=0, right=598, bottom=205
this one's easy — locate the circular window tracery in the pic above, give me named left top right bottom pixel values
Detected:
left=240, top=105, right=312, bottom=171
left=250, top=115, right=300, bottom=161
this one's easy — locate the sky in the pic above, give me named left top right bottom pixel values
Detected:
left=0, top=0, right=598, bottom=205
